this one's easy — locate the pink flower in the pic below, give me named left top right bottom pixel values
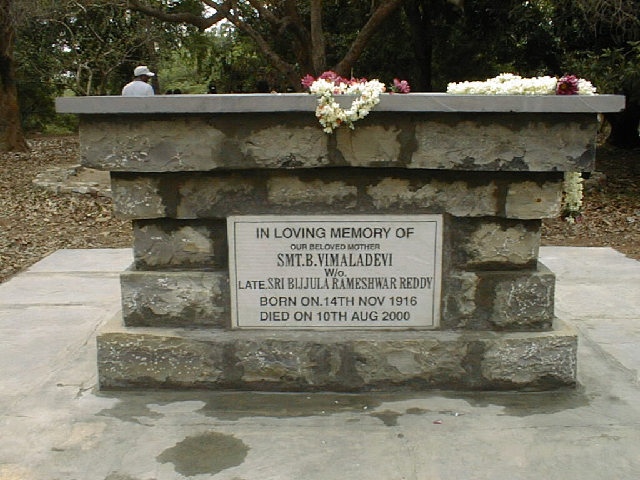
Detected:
left=318, top=71, right=352, bottom=86
left=301, top=74, right=315, bottom=89
left=319, top=71, right=338, bottom=83
left=556, top=75, right=579, bottom=95
left=391, top=78, right=410, bottom=93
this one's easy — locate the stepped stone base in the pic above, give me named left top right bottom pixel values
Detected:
left=97, top=315, right=577, bottom=392
left=55, top=94, right=622, bottom=393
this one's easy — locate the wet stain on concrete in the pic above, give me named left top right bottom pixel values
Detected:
left=96, top=387, right=589, bottom=426
left=370, top=409, right=402, bottom=427
left=443, top=387, right=591, bottom=417
left=438, top=409, right=465, bottom=416
left=98, top=390, right=399, bottom=422
left=97, top=393, right=165, bottom=425
left=104, top=474, right=155, bottom=480
left=405, top=407, right=430, bottom=415
left=370, top=406, right=462, bottom=426
left=157, top=432, right=249, bottom=477
left=197, top=392, right=394, bottom=420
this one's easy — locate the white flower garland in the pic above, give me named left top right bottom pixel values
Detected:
left=563, top=172, right=584, bottom=223
left=446, top=73, right=596, bottom=95
left=309, top=79, right=386, bottom=134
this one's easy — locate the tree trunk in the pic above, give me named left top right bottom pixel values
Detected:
left=403, top=0, right=432, bottom=92
left=605, top=97, right=640, bottom=149
left=0, top=4, right=28, bottom=152
left=309, top=0, right=326, bottom=75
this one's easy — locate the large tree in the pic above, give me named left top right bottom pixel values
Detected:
left=1, top=0, right=28, bottom=152
left=127, top=0, right=407, bottom=89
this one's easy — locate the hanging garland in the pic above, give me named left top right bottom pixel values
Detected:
left=302, top=71, right=410, bottom=134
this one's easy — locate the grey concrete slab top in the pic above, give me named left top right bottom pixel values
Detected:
left=56, top=93, right=625, bottom=114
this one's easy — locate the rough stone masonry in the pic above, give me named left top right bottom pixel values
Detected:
left=57, top=93, right=625, bottom=391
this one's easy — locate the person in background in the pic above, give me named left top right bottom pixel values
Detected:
left=122, top=66, right=155, bottom=96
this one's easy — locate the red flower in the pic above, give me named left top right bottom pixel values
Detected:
left=556, top=75, right=579, bottom=95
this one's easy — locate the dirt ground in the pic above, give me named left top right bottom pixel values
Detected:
left=0, top=136, right=638, bottom=284
left=541, top=145, right=640, bottom=258
left=0, top=136, right=132, bottom=283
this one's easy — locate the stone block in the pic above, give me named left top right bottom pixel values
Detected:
left=505, top=180, right=563, bottom=219
left=120, top=269, right=229, bottom=327
left=78, top=111, right=597, bottom=173
left=239, top=123, right=330, bottom=168
left=449, top=218, right=541, bottom=269
left=80, top=115, right=331, bottom=172
left=335, top=125, right=403, bottom=166
left=132, top=219, right=227, bottom=269
left=111, top=175, right=166, bottom=219
left=481, top=334, right=577, bottom=387
left=80, top=117, right=227, bottom=171
left=410, top=114, right=595, bottom=172
left=267, top=176, right=358, bottom=208
left=176, top=173, right=261, bottom=219
left=365, top=178, right=499, bottom=217
left=97, top=315, right=577, bottom=391
left=441, top=264, right=555, bottom=331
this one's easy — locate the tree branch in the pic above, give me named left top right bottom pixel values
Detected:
left=246, top=0, right=281, bottom=29
left=277, top=15, right=313, bottom=74
left=127, top=0, right=230, bottom=30
left=332, top=0, right=404, bottom=77
left=226, top=6, right=301, bottom=89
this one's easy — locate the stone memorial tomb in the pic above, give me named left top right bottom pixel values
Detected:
left=57, top=93, right=624, bottom=391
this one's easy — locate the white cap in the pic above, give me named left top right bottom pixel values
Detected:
left=134, top=66, right=155, bottom=77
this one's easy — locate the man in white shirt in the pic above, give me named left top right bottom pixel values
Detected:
left=122, top=66, right=155, bottom=96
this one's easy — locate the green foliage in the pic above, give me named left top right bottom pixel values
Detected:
left=344, top=0, right=563, bottom=91
left=17, top=80, right=62, bottom=132
left=158, top=25, right=279, bottom=93
left=542, top=0, right=639, bottom=146
left=538, top=0, right=640, bottom=94
left=564, top=41, right=640, bottom=100
left=14, top=1, right=190, bottom=130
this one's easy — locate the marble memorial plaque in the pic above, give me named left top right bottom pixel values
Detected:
left=228, top=215, right=442, bottom=329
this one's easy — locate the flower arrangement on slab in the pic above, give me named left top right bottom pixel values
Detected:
left=446, top=73, right=596, bottom=96
left=302, top=71, right=410, bottom=134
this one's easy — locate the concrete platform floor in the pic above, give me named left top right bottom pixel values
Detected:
left=0, top=247, right=639, bottom=480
